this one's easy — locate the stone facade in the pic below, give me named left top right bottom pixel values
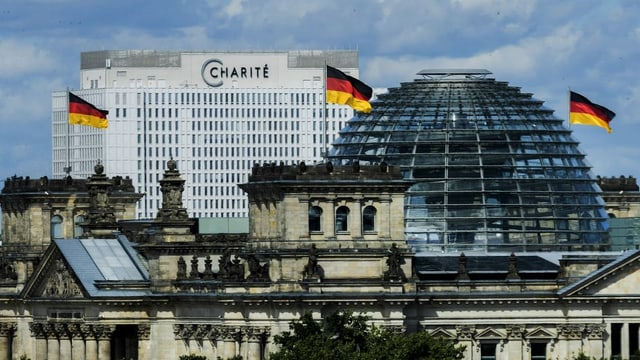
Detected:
left=0, top=162, right=640, bottom=359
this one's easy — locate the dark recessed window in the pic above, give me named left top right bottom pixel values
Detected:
left=530, top=342, right=547, bottom=360
left=362, top=206, right=376, bottom=232
left=309, top=206, right=322, bottom=233
left=480, top=343, right=496, bottom=360
left=336, top=206, right=350, bottom=232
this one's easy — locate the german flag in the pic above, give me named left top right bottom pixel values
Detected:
left=68, top=92, right=109, bottom=129
left=569, top=91, right=615, bottom=133
left=326, top=65, right=372, bottom=113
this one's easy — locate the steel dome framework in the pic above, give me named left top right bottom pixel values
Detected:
left=329, top=70, right=609, bottom=253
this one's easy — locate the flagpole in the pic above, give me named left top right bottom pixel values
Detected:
left=65, top=88, right=71, bottom=178
left=567, top=87, right=571, bottom=130
left=323, top=62, right=328, bottom=162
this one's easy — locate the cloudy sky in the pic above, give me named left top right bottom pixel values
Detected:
left=0, top=0, right=638, bottom=180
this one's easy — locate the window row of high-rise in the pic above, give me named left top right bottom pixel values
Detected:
left=112, top=90, right=329, bottom=107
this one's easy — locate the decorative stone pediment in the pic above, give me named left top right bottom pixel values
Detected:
left=29, top=251, right=84, bottom=299
left=583, top=265, right=640, bottom=296
left=526, top=326, right=555, bottom=340
left=560, top=251, right=640, bottom=297
left=476, top=327, right=505, bottom=340
left=429, top=327, right=456, bottom=339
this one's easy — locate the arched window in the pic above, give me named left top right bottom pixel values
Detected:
left=335, top=206, right=350, bottom=232
left=51, top=215, right=63, bottom=239
left=362, top=206, right=377, bottom=232
left=74, top=215, right=85, bottom=238
left=309, top=206, right=323, bottom=232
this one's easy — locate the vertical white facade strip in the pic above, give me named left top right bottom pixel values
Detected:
left=52, top=50, right=360, bottom=219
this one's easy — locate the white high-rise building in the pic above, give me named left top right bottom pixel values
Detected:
left=52, top=50, right=361, bottom=219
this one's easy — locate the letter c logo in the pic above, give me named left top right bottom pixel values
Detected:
left=201, top=58, right=224, bottom=87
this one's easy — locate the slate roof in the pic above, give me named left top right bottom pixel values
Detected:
left=54, top=235, right=150, bottom=297
left=415, top=254, right=559, bottom=280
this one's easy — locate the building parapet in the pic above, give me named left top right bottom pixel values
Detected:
left=1, top=175, right=135, bottom=194
left=597, top=175, right=639, bottom=191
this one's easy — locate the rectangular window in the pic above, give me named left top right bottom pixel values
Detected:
left=480, top=343, right=496, bottom=360
left=530, top=342, right=546, bottom=360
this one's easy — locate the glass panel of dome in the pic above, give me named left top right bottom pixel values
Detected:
left=416, top=144, right=444, bottom=153
left=448, top=206, right=483, bottom=218
left=413, top=168, right=445, bottom=179
left=449, top=155, right=479, bottom=165
left=447, top=179, right=482, bottom=191
left=364, top=135, right=385, bottom=143
left=449, top=143, right=479, bottom=153
left=411, top=182, right=444, bottom=192
left=447, top=167, right=481, bottom=178
left=414, top=154, right=445, bottom=166
left=389, top=136, right=418, bottom=146
left=484, top=180, right=518, bottom=191
left=391, top=156, right=414, bottom=166
left=407, top=207, right=429, bottom=218
left=417, top=133, right=446, bottom=141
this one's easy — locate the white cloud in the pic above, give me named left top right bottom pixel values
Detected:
left=223, top=0, right=244, bottom=18
left=108, top=26, right=212, bottom=50
left=364, top=24, right=582, bottom=87
left=0, top=39, right=56, bottom=78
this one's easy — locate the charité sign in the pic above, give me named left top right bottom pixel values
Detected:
left=201, top=58, right=270, bottom=87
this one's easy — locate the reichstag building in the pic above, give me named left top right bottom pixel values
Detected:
left=0, top=69, right=638, bottom=360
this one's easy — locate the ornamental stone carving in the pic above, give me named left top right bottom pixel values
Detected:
left=384, top=243, right=406, bottom=281
left=156, top=158, right=190, bottom=222
left=0, top=323, right=16, bottom=337
left=43, top=258, right=82, bottom=298
left=557, top=324, right=584, bottom=340
left=137, top=324, right=151, bottom=340
left=506, top=324, right=525, bottom=339
left=456, top=325, right=476, bottom=340
left=584, top=323, right=605, bottom=339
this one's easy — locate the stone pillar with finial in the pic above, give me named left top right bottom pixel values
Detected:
left=154, top=158, right=195, bottom=242
left=83, top=162, right=118, bottom=238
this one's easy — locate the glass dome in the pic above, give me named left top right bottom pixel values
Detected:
left=329, top=69, right=609, bottom=253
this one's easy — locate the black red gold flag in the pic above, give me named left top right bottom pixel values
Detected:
left=569, top=91, right=615, bottom=133
left=68, top=92, right=109, bottom=129
left=326, top=66, right=373, bottom=113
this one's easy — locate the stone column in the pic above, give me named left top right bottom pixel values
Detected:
left=83, top=324, right=98, bottom=360
left=621, top=323, right=630, bottom=360
left=351, top=200, right=362, bottom=239
left=95, top=325, right=113, bottom=360
left=202, top=338, right=216, bottom=360
left=71, top=329, right=86, bottom=360
left=505, top=324, right=525, bottom=360
left=30, top=322, right=47, bottom=360
left=55, top=323, right=72, bottom=360
left=0, top=323, right=14, bottom=360
left=137, top=324, right=151, bottom=360
left=584, top=323, right=605, bottom=360
left=173, top=324, right=191, bottom=357
left=220, top=327, right=238, bottom=360
left=188, top=338, right=200, bottom=354
left=35, top=337, right=47, bottom=360
left=323, top=202, right=335, bottom=239
left=245, top=327, right=266, bottom=360
left=209, top=325, right=224, bottom=359
left=379, top=198, right=392, bottom=239
left=47, top=337, right=60, bottom=360
left=456, top=325, right=476, bottom=360
left=557, top=324, right=584, bottom=359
